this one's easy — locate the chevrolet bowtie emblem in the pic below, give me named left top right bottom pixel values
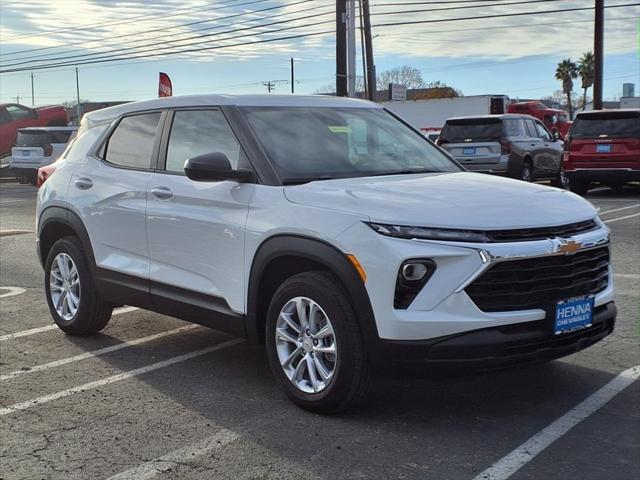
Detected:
left=557, top=239, right=583, bottom=255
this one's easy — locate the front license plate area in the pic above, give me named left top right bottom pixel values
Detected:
left=554, top=295, right=594, bottom=335
left=596, top=144, right=611, bottom=153
left=463, top=147, right=476, bottom=156
left=21, top=150, right=31, bottom=157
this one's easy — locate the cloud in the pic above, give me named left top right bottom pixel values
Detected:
left=0, top=0, right=637, bottom=71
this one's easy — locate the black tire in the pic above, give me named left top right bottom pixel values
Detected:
left=44, top=236, right=113, bottom=335
left=569, top=179, right=590, bottom=196
left=265, top=271, right=371, bottom=413
left=521, top=161, right=533, bottom=182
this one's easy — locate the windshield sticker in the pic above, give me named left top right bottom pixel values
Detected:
left=328, top=126, right=351, bottom=133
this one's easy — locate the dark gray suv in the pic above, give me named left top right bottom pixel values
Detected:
left=438, top=114, right=567, bottom=187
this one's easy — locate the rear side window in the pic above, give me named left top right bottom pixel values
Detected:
left=440, top=118, right=502, bottom=143
left=503, top=119, right=523, bottom=137
left=165, top=109, right=243, bottom=173
left=104, top=112, right=161, bottom=169
left=571, top=111, right=640, bottom=138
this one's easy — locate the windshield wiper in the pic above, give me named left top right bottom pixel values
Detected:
left=282, top=175, right=335, bottom=185
left=370, top=169, right=439, bottom=177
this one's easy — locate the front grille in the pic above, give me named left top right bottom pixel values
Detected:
left=486, top=219, right=597, bottom=242
left=466, top=246, right=609, bottom=312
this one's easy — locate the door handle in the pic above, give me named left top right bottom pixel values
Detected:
left=74, top=177, right=93, bottom=190
left=151, top=186, right=173, bottom=200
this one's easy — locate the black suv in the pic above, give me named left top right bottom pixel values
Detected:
left=438, top=114, right=567, bottom=187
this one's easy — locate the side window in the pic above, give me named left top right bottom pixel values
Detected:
left=534, top=121, right=551, bottom=141
left=0, top=109, right=12, bottom=124
left=523, top=119, right=537, bottom=138
left=165, top=109, right=244, bottom=173
left=503, top=119, right=523, bottom=137
left=6, top=105, right=33, bottom=120
left=104, top=112, right=161, bottom=169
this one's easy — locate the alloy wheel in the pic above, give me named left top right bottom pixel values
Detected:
left=49, top=253, right=81, bottom=321
left=275, top=296, right=338, bottom=394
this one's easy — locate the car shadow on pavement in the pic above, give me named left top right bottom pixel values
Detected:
left=81, top=332, right=629, bottom=480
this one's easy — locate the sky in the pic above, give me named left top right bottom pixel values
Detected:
left=0, top=0, right=638, bottom=106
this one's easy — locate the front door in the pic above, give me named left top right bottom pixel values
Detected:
left=146, top=108, right=254, bottom=318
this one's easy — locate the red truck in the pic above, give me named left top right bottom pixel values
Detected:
left=508, top=101, right=572, bottom=139
left=0, top=103, right=69, bottom=157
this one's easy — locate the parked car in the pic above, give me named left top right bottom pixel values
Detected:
left=0, top=103, right=69, bottom=157
left=437, top=114, right=567, bottom=187
left=564, top=109, right=640, bottom=195
left=36, top=95, right=615, bottom=413
left=10, top=127, right=77, bottom=185
left=423, top=129, right=441, bottom=143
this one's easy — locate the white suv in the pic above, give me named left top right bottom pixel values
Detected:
left=36, top=95, right=616, bottom=412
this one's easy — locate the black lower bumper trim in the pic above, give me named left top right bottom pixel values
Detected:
left=376, top=302, right=616, bottom=370
left=566, top=169, right=640, bottom=183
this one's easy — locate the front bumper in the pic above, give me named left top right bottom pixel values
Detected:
left=377, top=301, right=615, bottom=368
left=337, top=220, right=612, bottom=344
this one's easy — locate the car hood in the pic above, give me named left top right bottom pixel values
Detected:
left=283, top=172, right=597, bottom=230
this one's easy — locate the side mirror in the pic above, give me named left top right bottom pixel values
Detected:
left=552, top=131, right=561, bottom=141
left=184, top=152, right=253, bottom=182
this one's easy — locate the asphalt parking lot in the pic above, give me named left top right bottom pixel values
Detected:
left=1, top=181, right=638, bottom=480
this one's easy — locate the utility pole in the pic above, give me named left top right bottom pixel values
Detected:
left=347, top=0, right=356, bottom=97
left=359, top=0, right=368, bottom=99
left=336, top=0, right=348, bottom=96
left=75, top=67, right=82, bottom=125
left=30, top=73, right=35, bottom=105
left=361, top=0, right=376, bottom=101
left=263, top=81, right=275, bottom=93
left=290, top=58, right=295, bottom=94
left=593, top=0, right=604, bottom=110
left=15, top=95, right=20, bottom=104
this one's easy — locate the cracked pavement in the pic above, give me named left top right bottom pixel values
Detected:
left=0, top=183, right=638, bottom=480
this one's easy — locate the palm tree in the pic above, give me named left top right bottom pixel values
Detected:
left=578, top=52, right=595, bottom=110
left=555, top=59, right=578, bottom=118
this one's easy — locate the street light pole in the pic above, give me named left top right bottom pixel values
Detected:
left=75, top=67, right=82, bottom=125
left=30, top=73, right=34, bottom=106
left=290, top=57, right=295, bottom=94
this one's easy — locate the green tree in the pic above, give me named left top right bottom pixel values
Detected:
left=578, top=51, right=595, bottom=111
left=555, top=58, right=578, bottom=118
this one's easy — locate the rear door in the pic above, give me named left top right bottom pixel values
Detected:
left=439, top=118, right=503, bottom=170
left=69, top=111, right=163, bottom=287
left=522, top=118, right=546, bottom=173
left=145, top=108, right=254, bottom=320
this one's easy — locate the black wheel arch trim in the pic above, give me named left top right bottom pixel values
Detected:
left=245, top=234, right=379, bottom=355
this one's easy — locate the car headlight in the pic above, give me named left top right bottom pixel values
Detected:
left=367, top=222, right=491, bottom=242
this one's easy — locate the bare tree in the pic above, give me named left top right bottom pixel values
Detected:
left=376, top=66, right=426, bottom=90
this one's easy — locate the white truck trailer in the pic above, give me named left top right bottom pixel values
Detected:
left=381, top=95, right=509, bottom=133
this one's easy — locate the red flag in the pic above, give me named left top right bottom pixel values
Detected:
left=159, top=72, right=172, bottom=97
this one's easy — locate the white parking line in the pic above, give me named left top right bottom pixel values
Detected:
left=604, top=212, right=640, bottom=224
left=614, top=273, right=640, bottom=280
left=473, top=365, right=640, bottom=480
left=0, top=338, right=244, bottom=416
left=598, top=204, right=640, bottom=216
left=0, top=324, right=199, bottom=381
left=0, top=286, right=26, bottom=299
left=0, top=229, right=33, bottom=237
left=0, top=306, right=139, bottom=342
left=107, top=429, right=240, bottom=480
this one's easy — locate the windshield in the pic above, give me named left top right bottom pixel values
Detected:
left=241, top=107, right=460, bottom=182
left=439, top=118, right=503, bottom=143
left=571, top=111, right=640, bottom=138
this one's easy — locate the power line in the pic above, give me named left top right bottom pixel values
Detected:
left=0, top=0, right=265, bottom=42
left=372, top=2, right=640, bottom=27
left=371, top=0, right=566, bottom=16
left=1, top=16, right=336, bottom=73
left=0, top=29, right=336, bottom=74
left=2, top=3, right=331, bottom=68
left=2, top=0, right=315, bottom=58
left=2, top=2, right=637, bottom=74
